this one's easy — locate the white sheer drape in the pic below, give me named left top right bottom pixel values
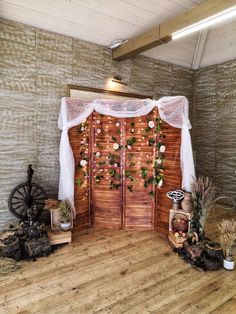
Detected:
left=58, top=96, right=196, bottom=211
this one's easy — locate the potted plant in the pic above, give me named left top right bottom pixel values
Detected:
left=218, top=219, right=236, bottom=270
left=59, top=200, right=72, bottom=231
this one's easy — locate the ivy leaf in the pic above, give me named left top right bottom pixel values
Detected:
left=75, top=178, right=83, bottom=187
left=140, top=167, right=148, bottom=179
left=149, top=191, right=155, bottom=197
left=148, top=138, right=155, bottom=146
left=129, top=162, right=136, bottom=167
left=127, top=185, right=133, bottom=192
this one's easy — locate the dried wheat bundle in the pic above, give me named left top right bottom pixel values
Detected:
left=218, top=219, right=236, bottom=250
left=44, top=198, right=60, bottom=211
left=191, top=176, right=218, bottom=230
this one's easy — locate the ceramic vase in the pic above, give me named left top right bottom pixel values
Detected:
left=181, top=192, right=193, bottom=213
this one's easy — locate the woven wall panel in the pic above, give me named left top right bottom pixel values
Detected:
left=194, top=60, right=236, bottom=202
left=0, top=18, right=193, bottom=229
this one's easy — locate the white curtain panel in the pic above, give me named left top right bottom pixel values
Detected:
left=58, top=96, right=196, bottom=212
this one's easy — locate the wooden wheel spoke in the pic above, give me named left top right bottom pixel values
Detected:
left=16, top=189, right=27, bottom=200
left=12, top=200, right=25, bottom=206
left=12, top=195, right=25, bottom=201
left=13, top=203, right=26, bottom=211
left=31, top=186, right=39, bottom=197
left=22, top=185, right=29, bottom=198
left=33, top=197, right=45, bottom=201
left=18, top=205, right=27, bottom=216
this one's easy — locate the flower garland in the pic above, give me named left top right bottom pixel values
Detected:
left=75, top=113, right=166, bottom=197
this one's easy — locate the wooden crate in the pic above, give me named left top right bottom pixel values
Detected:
left=47, top=229, right=72, bottom=245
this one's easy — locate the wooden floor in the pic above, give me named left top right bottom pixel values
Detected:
left=0, top=207, right=236, bottom=314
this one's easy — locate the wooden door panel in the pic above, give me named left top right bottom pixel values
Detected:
left=156, top=121, right=182, bottom=234
left=91, top=113, right=122, bottom=229
left=69, top=121, right=90, bottom=230
left=123, top=112, right=156, bottom=230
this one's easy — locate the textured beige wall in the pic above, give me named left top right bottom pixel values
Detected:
left=193, top=59, right=236, bottom=202
left=0, top=18, right=194, bottom=228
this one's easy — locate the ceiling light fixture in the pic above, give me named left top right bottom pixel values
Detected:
left=109, top=39, right=128, bottom=49
left=172, top=5, right=236, bottom=40
left=111, top=75, right=127, bottom=86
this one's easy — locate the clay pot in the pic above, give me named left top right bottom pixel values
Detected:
left=181, top=192, right=193, bottom=213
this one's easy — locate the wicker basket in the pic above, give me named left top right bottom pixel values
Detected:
left=172, top=213, right=188, bottom=232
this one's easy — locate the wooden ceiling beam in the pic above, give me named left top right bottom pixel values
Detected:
left=112, top=0, right=236, bottom=61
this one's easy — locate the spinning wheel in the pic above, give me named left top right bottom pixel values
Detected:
left=8, top=165, right=47, bottom=220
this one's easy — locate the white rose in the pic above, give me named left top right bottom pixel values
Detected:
left=131, top=128, right=135, bottom=133
left=96, top=120, right=101, bottom=124
left=148, top=121, right=155, bottom=128
left=81, top=126, right=85, bottom=131
left=114, top=163, right=118, bottom=168
left=97, top=128, right=101, bottom=134
left=127, top=145, right=131, bottom=149
left=158, top=179, right=163, bottom=187
left=80, top=160, right=87, bottom=167
left=115, top=122, right=120, bottom=127
left=157, top=158, right=162, bottom=164
left=160, top=145, right=166, bottom=153
left=95, top=152, right=100, bottom=157
left=113, top=143, right=119, bottom=150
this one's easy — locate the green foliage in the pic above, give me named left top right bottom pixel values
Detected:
left=75, top=178, right=83, bottom=188
left=95, top=175, right=104, bottom=184
left=59, top=200, right=72, bottom=223
left=112, top=136, right=117, bottom=141
left=110, top=181, right=121, bottom=190
left=109, top=169, right=121, bottom=180
left=129, top=162, right=136, bottom=167
left=127, top=185, right=133, bottom=192
left=126, top=137, right=137, bottom=147
left=149, top=191, right=155, bottom=197
left=148, top=138, right=155, bottom=146
left=125, top=170, right=136, bottom=182
left=140, top=167, right=148, bottom=179
left=98, top=161, right=106, bottom=166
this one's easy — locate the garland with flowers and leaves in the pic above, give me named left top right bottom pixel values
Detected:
left=75, top=121, right=89, bottom=189
left=75, top=114, right=166, bottom=197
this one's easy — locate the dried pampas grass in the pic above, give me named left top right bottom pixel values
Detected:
left=218, top=219, right=236, bottom=254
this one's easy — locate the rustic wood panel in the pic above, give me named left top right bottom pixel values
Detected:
left=91, top=113, right=122, bottom=229
left=156, top=122, right=182, bottom=234
left=124, top=113, right=156, bottom=230
left=69, top=120, right=90, bottom=230
left=69, top=107, right=182, bottom=233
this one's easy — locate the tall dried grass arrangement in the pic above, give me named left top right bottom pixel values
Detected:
left=218, top=219, right=236, bottom=256
left=191, top=176, right=225, bottom=237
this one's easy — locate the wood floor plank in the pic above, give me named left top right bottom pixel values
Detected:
left=0, top=206, right=235, bottom=314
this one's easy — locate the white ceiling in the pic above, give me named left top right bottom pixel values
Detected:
left=0, top=0, right=236, bottom=68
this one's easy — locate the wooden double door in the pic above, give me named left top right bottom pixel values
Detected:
left=69, top=108, right=181, bottom=234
